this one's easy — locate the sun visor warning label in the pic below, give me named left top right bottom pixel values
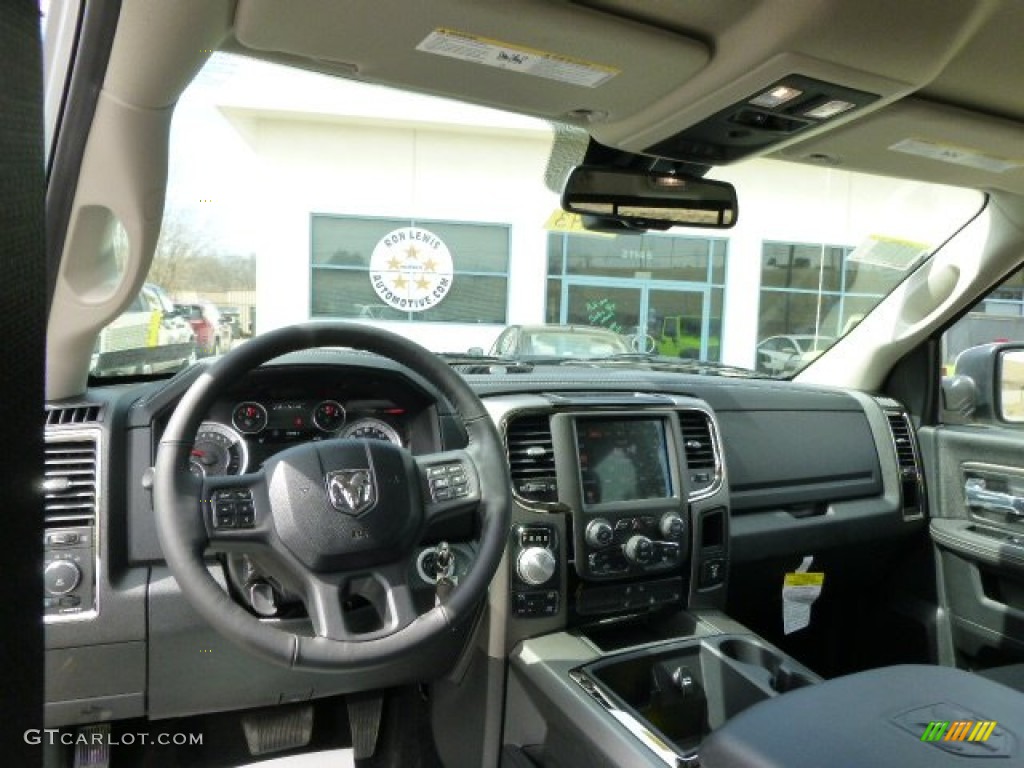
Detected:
left=417, top=28, right=619, bottom=88
left=890, top=138, right=1024, bottom=174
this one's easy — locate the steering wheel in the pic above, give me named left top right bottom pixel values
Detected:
left=153, top=322, right=510, bottom=671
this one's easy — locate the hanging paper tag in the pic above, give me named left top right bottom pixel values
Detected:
left=782, top=556, right=824, bottom=635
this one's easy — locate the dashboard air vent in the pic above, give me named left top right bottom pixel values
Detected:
left=678, top=410, right=715, bottom=469
left=678, top=409, right=719, bottom=497
left=45, top=404, right=102, bottom=426
left=43, top=436, right=99, bottom=528
left=506, top=413, right=558, bottom=504
left=885, top=411, right=924, bottom=520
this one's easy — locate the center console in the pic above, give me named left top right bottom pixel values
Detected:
left=503, top=612, right=823, bottom=767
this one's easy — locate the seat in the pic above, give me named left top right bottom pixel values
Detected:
left=976, top=663, right=1024, bottom=693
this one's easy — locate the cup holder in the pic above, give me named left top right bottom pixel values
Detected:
left=716, top=637, right=815, bottom=694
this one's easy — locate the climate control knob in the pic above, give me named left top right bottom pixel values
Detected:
left=44, top=560, right=81, bottom=596
left=585, top=518, right=614, bottom=548
left=624, top=535, right=655, bottom=565
left=517, top=547, right=557, bottom=586
left=660, top=512, right=685, bottom=540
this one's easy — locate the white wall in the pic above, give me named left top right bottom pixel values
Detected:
left=220, top=86, right=979, bottom=365
left=231, top=109, right=557, bottom=352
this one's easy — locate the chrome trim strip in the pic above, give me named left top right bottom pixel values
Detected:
left=570, top=669, right=695, bottom=766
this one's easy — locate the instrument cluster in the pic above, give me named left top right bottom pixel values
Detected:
left=191, top=397, right=411, bottom=478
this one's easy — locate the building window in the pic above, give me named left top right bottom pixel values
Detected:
left=545, top=231, right=727, bottom=361
left=310, top=215, right=510, bottom=323
left=757, top=241, right=906, bottom=342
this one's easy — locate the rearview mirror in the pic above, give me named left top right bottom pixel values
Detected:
left=561, top=166, right=738, bottom=230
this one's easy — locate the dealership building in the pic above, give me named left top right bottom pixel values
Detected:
left=196, top=64, right=979, bottom=369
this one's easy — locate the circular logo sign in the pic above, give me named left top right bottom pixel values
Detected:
left=369, top=227, right=454, bottom=312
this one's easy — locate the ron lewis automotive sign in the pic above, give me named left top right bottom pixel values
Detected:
left=369, top=227, right=454, bottom=312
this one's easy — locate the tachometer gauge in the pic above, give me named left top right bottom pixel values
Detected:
left=340, top=417, right=402, bottom=446
left=313, top=400, right=346, bottom=432
left=190, top=422, right=249, bottom=478
left=232, top=401, right=268, bottom=434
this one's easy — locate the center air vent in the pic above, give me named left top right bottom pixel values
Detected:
left=506, top=413, right=558, bottom=505
left=44, top=435, right=99, bottom=528
left=885, top=411, right=924, bottom=520
left=677, top=409, right=719, bottom=498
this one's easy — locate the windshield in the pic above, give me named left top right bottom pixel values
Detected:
left=89, top=53, right=983, bottom=380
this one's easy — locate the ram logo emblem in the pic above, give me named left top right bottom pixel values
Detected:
left=325, top=469, right=376, bottom=515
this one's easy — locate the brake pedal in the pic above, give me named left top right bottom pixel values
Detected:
left=73, top=724, right=111, bottom=768
left=241, top=704, right=314, bottom=756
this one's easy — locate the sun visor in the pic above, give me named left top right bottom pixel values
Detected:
left=232, top=0, right=709, bottom=125
left=774, top=97, right=1024, bottom=195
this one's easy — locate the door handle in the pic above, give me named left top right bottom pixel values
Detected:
left=965, top=477, right=1024, bottom=517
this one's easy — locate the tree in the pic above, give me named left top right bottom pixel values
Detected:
left=147, top=211, right=255, bottom=293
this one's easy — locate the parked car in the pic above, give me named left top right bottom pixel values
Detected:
left=488, top=324, right=631, bottom=359
left=218, top=305, right=246, bottom=339
left=756, top=334, right=834, bottom=375
left=177, top=302, right=233, bottom=357
left=90, top=283, right=196, bottom=376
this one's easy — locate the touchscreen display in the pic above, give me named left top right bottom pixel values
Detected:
left=576, top=418, right=672, bottom=504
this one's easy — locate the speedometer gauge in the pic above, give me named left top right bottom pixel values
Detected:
left=340, top=417, right=402, bottom=446
left=190, top=422, right=249, bottom=478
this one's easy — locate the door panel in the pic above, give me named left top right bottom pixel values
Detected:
left=923, top=425, right=1024, bottom=666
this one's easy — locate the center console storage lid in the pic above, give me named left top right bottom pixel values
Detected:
left=700, top=665, right=1022, bottom=767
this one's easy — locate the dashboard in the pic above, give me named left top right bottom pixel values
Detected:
left=42, top=350, right=926, bottom=726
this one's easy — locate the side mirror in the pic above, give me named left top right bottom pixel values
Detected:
left=947, top=342, right=1024, bottom=423
left=561, top=166, right=738, bottom=231
left=1000, top=347, right=1024, bottom=423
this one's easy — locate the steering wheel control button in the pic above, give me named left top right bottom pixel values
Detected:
left=211, top=488, right=256, bottom=529
left=428, top=462, right=471, bottom=501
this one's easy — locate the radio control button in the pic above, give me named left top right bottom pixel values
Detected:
left=624, top=535, right=655, bottom=565
left=659, top=512, right=685, bottom=540
left=585, top=518, right=614, bottom=548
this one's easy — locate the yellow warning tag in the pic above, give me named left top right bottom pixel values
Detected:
left=784, top=572, right=825, bottom=587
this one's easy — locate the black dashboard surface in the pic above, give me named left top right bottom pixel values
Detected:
left=43, top=351, right=922, bottom=726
